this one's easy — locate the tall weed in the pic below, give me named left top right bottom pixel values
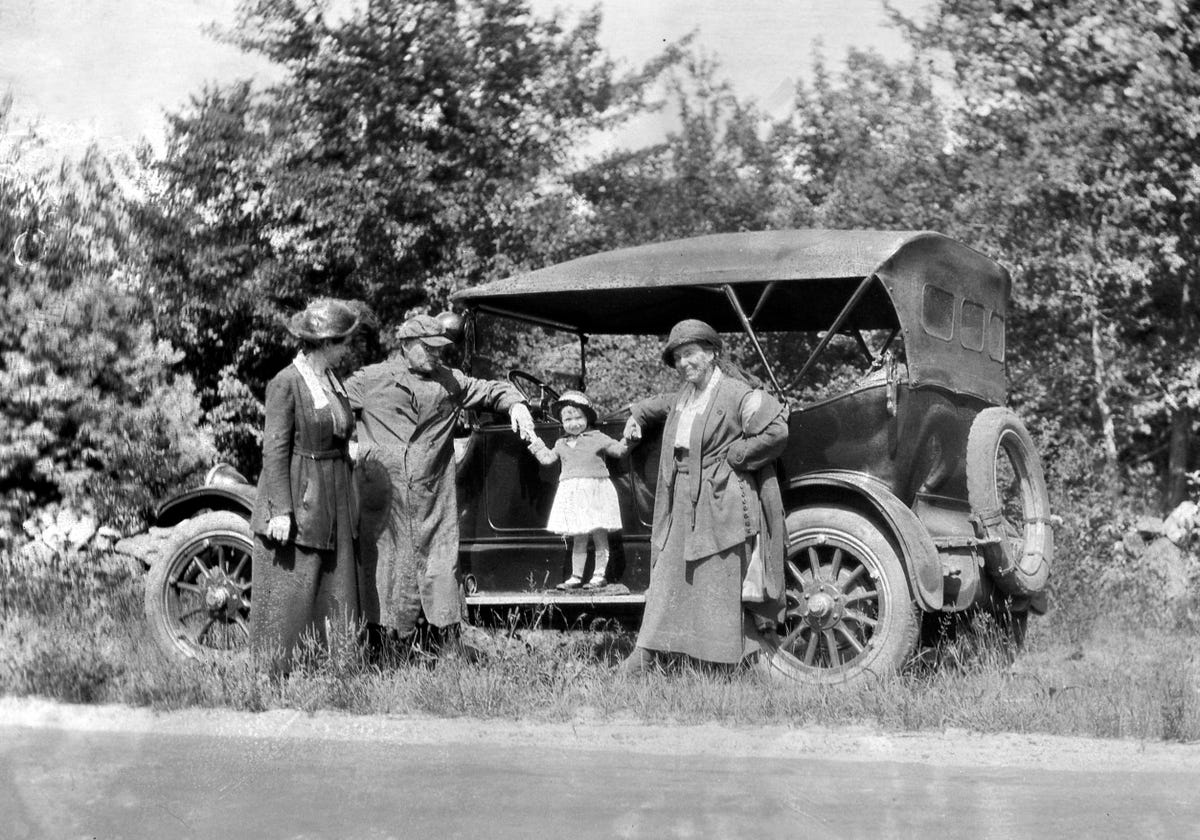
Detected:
left=3, top=540, right=1199, bottom=742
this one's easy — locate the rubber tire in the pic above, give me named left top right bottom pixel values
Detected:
left=965, top=408, right=1052, bottom=597
left=765, top=504, right=920, bottom=687
left=144, top=511, right=254, bottom=662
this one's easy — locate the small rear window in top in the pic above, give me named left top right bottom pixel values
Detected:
left=987, top=312, right=1005, bottom=362
left=960, top=300, right=985, bottom=351
left=922, top=285, right=954, bottom=341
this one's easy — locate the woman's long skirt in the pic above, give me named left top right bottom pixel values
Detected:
left=635, top=482, right=766, bottom=665
left=250, top=520, right=359, bottom=666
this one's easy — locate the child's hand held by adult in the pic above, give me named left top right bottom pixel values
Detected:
left=509, top=402, right=536, bottom=441
left=623, top=416, right=642, bottom=441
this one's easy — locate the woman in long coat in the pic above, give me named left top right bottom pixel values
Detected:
left=249, top=298, right=364, bottom=666
left=621, top=319, right=789, bottom=672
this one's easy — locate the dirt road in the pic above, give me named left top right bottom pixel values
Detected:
left=2, top=697, right=1198, bottom=839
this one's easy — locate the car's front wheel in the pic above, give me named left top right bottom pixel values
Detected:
left=144, top=511, right=254, bottom=661
left=765, top=504, right=919, bottom=686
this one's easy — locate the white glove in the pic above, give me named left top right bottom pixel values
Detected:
left=623, top=416, right=642, bottom=441
left=510, top=402, right=536, bottom=442
left=266, top=514, right=292, bottom=542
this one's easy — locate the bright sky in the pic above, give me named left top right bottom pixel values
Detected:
left=0, top=0, right=928, bottom=160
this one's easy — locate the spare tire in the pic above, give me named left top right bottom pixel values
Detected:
left=965, top=407, right=1052, bottom=598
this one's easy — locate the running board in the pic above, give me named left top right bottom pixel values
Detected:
left=466, top=592, right=645, bottom=608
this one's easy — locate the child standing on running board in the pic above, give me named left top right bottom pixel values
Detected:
left=527, top=391, right=635, bottom=590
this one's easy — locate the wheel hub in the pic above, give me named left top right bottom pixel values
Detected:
left=201, top=570, right=245, bottom=619
left=802, top=584, right=845, bottom=631
left=808, top=592, right=834, bottom=618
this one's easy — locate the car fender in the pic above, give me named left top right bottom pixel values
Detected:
left=155, top=485, right=256, bottom=528
left=786, top=470, right=943, bottom=611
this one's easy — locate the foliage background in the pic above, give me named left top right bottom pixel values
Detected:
left=3, top=0, right=1200, bottom=629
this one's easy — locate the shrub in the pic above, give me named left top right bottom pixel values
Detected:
left=0, top=109, right=216, bottom=533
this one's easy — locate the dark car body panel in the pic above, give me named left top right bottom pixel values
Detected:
left=459, top=417, right=659, bottom=596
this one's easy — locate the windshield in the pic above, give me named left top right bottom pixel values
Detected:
left=468, top=310, right=908, bottom=414
left=468, top=313, right=677, bottom=413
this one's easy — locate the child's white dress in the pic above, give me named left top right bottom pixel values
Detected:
left=545, top=430, right=624, bottom=535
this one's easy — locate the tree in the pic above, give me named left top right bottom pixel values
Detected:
left=573, top=50, right=814, bottom=247
left=0, top=104, right=215, bottom=533
left=790, top=48, right=961, bottom=232
left=898, top=0, right=1200, bottom=506
left=144, top=0, right=681, bottom=471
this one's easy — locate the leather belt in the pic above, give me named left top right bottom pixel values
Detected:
left=294, top=446, right=348, bottom=461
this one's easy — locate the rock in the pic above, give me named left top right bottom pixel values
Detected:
left=19, top=540, right=56, bottom=564
left=1121, top=531, right=1146, bottom=558
left=113, top=526, right=175, bottom=568
left=1141, top=537, right=1190, bottom=604
left=93, top=526, right=123, bottom=549
left=66, top=514, right=97, bottom=549
left=1134, top=515, right=1164, bottom=538
left=1163, top=500, right=1199, bottom=546
left=54, top=507, right=79, bottom=534
left=40, top=525, right=65, bottom=550
left=113, top=533, right=159, bottom=556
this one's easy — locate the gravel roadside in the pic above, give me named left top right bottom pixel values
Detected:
left=3, top=695, right=1198, bottom=774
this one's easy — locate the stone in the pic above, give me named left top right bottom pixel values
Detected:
left=40, top=525, right=65, bottom=549
left=1163, top=500, right=1199, bottom=546
left=1134, top=515, right=1164, bottom=538
left=54, top=507, right=79, bottom=534
left=66, top=514, right=97, bottom=549
left=1121, top=531, right=1146, bottom=558
left=1141, top=537, right=1190, bottom=604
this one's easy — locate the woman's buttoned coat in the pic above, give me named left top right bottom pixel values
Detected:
left=630, top=372, right=788, bottom=662
left=248, top=361, right=360, bottom=666
left=249, top=364, right=358, bottom=549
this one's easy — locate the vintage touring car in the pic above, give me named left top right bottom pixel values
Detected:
left=145, top=229, right=1053, bottom=685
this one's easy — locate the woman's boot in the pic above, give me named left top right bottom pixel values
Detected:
left=620, top=645, right=655, bottom=676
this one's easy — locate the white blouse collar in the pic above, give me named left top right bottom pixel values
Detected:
left=294, top=352, right=330, bottom=410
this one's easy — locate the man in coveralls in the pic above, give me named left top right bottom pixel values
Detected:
left=346, top=314, right=535, bottom=656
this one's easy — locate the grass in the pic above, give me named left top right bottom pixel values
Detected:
left=2, top=547, right=1199, bottom=741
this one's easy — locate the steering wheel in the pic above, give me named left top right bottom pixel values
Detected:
left=508, top=369, right=560, bottom=416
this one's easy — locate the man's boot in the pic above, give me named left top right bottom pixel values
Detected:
left=434, top=622, right=483, bottom=664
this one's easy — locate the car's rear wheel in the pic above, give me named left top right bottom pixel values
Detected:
left=765, top=504, right=919, bottom=685
left=144, top=511, right=254, bottom=661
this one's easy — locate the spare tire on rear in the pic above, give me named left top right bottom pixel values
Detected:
left=965, top=407, right=1052, bottom=599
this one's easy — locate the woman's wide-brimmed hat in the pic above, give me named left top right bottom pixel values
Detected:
left=661, top=318, right=722, bottom=366
left=287, top=298, right=362, bottom=342
left=550, top=390, right=598, bottom=426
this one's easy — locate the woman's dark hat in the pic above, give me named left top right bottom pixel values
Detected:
left=550, top=390, right=598, bottom=426
left=287, top=298, right=362, bottom=342
left=661, top=319, right=722, bottom=366
left=396, top=314, right=453, bottom=347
